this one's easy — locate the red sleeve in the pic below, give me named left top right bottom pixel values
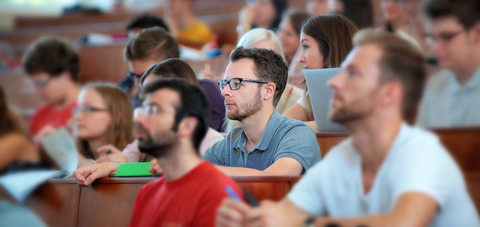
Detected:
left=128, top=185, right=148, bottom=227
left=193, top=183, right=244, bottom=226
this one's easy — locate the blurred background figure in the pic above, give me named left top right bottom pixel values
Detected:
left=125, top=14, right=170, bottom=38
left=74, top=83, right=135, bottom=168
left=163, top=0, right=213, bottom=50
left=283, top=15, right=358, bottom=131
left=335, top=0, right=374, bottom=29
left=306, top=0, right=329, bottom=15
left=237, top=0, right=288, bottom=39
left=0, top=86, right=40, bottom=173
left=276, top=9, right=310, bottom=75
left=380, top=0, right=407, bottom=33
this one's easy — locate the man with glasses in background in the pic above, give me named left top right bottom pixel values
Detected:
left=416, top=0, right=480, bottom=127
left=22, top=37, right=81, bottom=148
left=203, top=47, right=321, bottom=176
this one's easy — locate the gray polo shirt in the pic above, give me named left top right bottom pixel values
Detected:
left=416, top=67, right=480, bottom=128
left=203, top=110, right=321, bottom=173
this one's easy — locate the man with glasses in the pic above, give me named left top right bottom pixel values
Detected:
left=74, top=78, right=242, bottom=226
left=203, top=47, right=321, bottom=176
left=21, top=37, right=80, bottom=147
left=416, top=0, right=480, bottom=127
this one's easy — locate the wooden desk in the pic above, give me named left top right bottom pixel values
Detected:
left=0, top=176, right=300, bottom=227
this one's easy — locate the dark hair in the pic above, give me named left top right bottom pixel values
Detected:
left=229, top=46, right=287, bottom=106
left=302, top=15, right=358, bottom=69
left=140, top=78, right=210, bottom=153
left=342, top=0, right=373, bottom=29
left=270, top=0, right=288, bottom=30
left=124, top=27, right=179, bottom=62
left=0, top=86, right=25, bottom=137
left=141, top=58, right=199, bottom=86
left=125, top=14, right=170, bottom=32
left=353, top=29, right=426, bottom=120
left=22, top=37, right=79, bottom=81
left=422, top=0, right=480, bottom=29
left=283, top=9, right=310, bottom=36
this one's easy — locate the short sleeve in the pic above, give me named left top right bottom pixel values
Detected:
left=287, top=162, right=325, bottom=215
left=274, top=125, right=321, bottom=171
left=296, top=93, right=309, bottom=110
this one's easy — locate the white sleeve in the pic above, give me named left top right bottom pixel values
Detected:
left=287, top=162, right=325, bottom=215
left=123, top=140, right=141, bottom=163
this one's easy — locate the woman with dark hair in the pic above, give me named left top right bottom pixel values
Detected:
left=236, top=0, right=288, bottom=39
left=283, top=15, right=358, bottom=132
left=0, top=86, right=40, bottom=172
left=277, top=9, right=311, bottom=75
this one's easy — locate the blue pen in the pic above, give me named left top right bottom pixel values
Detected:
left=225, top=185, right=241, bottom=201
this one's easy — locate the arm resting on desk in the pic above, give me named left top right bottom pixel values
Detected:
left=74, top=162, right=121, bottom=186
left=215, top=157, right=303, bottom=176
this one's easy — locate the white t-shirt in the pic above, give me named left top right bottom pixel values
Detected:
left=288, top=123, right=479, bottom=227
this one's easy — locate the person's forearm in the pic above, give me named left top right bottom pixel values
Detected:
left=313, top=214, right=413, bottom=227
left=215, top=165, right=296, bottom=176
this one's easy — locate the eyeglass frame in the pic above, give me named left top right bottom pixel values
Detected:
left=72, top=106, right=109, bottom=115
left=30, top=77, right=55, bottom=89
left=424, top=28, right=468, bottom=45
left=218, top=77, right=269, bottom=92
left=134, top=104, right=176, bottom=118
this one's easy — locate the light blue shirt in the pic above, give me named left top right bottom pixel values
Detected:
left=288, top=123, right=480, bottom=227
left=417, top=67, right=480, bottom=128
left=203, top=110, right=321, bottom=173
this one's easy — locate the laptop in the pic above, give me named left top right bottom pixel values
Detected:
left=304, top=68, right=347, bottom=132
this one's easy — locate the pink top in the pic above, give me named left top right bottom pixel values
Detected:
left=123, top=128, right=224, bottom=162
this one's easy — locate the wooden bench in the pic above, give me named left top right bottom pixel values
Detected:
left=0, top=176, right=301, bottom=227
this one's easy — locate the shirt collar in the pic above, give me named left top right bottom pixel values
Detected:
left=448, top=66, right=480, bottom=93
left=233, top=109, right=283, bottom=152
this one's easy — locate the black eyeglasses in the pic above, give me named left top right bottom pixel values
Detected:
left=218, top=78, right=269, bottom=91
left=127, top=71, right=145, bottom=80
left=30, top=77, right=54, bottom=89
left=72, top=106, right=109, bottom=115
left=424, top=29, right=467, bottom=45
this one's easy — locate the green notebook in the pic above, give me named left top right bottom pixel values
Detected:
left=115, top=163, right=154, bottom=177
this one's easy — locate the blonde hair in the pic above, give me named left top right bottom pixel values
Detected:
left=76, top=83, right=135, bottom=159
left=237, top=28, right=286, bottom=61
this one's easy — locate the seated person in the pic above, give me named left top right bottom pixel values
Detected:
left=203, top=47, right=321, bottom=176
left=74, top=78, right=243, bottom=226
left=163, top=0, right=213, bottom=49
left=119, top=27, right=179, bottom=108
left=416, top=0, right=480, bottom=127
left=282, top=15, right=358, bottom=132
left=276, top=9, right=310, bottom=75
left=74, top=83, right=135, bottom=168
left=216, top=30, right=480, bottom=227
left=97, top=59, right=225, bottom=164
left=0, top=86, right=40, bottom=173
left=237, top=0, right=288, bottom=39
left=125, top=14, right=170, bottom=38
left=21, top=37, right=80, bottom=147
left=306, top=0, right=329, bottom=15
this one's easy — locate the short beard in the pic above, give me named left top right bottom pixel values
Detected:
left=330, top=90, right=378, bottom=124
left=137, top=123, right=179, bottom=158
left=227, top=88, right=262, bottom=122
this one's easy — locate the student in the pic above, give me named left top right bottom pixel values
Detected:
left=162, top=0, right=213, bottom=49
left=98, top=59, right=225, bottom=164
left=306, top=0, right=329, bottom=16
left=74, top=78, right=243, bottom=226
left=203, top=47, right=321, bottom=176
left=416, top=0, right=480, bottom=127
left=74, top=83, right=135, bottom=168
left=276, top=9, right=310, bottom=75
left=21, top=37, right=80, bottom=147
left=216, top=30, right=480, bottom=227
left=380, top=0, right=408, bottom=33
left=0, top=86, right=39, bottom=173
left=118, top=27, right=179, bottom=108
left=283, top=15, right=358, bottom=132
left=125, top=14, right=170, bottom=38
left=237, top=0, right=288, bottom=39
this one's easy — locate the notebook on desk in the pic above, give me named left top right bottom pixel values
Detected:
left=304, top=68, right=347, bottom=132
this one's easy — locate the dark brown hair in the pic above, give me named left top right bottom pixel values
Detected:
left=229, top=47, right=288, bottom=106
left=283, top=9, right=310, bottom=36
left=353, top=29, right=426, bottom=120
left=422, top=0, right=480, bottom=29
left=22, top=37, right=79, bottom=81
left=76, top=83, right=135, bottom=159
left=0, top=86, right=25, bottom=137
left=124, top=27, right=179, bottom=62
left=302, top=15, right=358, bottom=69
left=141, top=58, right=199, bottom=86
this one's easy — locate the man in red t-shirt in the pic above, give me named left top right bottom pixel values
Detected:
left=74, top=78, right=243, bottom=227
left=21, top=37, right=80, bottom=145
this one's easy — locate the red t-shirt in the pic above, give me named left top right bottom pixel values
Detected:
left=129, top=161, right=243, bottom=227
left=29, top=102, right=77, bottom=136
